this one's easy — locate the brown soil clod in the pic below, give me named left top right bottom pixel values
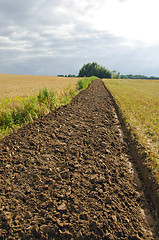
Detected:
left=0, top=79, right=159, bottom=239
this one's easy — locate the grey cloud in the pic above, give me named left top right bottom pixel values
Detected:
left=0, top=0, right=159, bottom=76
left=1, top=39, right=159, bottom=77
left=0, top=0, right=35, bottom=25
left=0, top=0, right=72, bottom=25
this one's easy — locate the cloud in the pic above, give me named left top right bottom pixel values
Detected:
left=0, top=0, right=159, bottom=76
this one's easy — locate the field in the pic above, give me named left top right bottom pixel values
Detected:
left=0, top=74, right=81, bottom=139
left=0, top=79, right=158, bottom=239
left=103, top=79, right=159, bottom=180
left=0, top=74, right=79, bottom=100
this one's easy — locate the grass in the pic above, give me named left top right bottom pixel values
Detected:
left=0, top=76, right=95, bottom=139
left=77, top=76, right=97, bottom=90
left=103, top=79, right=159, bottom=181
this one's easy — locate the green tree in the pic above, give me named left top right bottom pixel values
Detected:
left=79, top=62, right=112, bottom=79
left=116, top=72, right=120, bottom=79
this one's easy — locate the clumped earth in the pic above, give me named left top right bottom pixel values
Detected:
left=0, top=79, right=158, bottom=239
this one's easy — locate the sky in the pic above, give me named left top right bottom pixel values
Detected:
left=0, top=0, right=159, bottom=76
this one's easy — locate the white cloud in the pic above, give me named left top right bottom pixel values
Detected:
left=0, top=0, right=159, bottom=76
left=90, top=0, right=159, bottom=45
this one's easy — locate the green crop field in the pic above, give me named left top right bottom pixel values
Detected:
left=103, top=79, right=159, bottom=181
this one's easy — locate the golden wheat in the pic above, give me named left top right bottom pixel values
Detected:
left=0, top=74, right=79, bottom=100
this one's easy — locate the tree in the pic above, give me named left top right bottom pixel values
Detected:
left=116, top=72, right=120, bottom=79
left=79, top=62, right=113, bottom=79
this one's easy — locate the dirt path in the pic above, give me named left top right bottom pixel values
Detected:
left=0, top=79, right=158, bottom=239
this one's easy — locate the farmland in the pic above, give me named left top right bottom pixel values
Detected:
left=0, top=74, right=79, bottom=100
left=103, top=79, right=159, bottom=181
left=0, top=79, right=158, bottom=239
left=0, top=74, right=81, bottom=139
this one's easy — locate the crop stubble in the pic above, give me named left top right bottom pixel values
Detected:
left=0, top=79, right=158, bottom=239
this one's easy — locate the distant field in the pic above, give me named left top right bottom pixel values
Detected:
left=103, top=79, right=159, bottom=180
left=0, top=74, right=79, bottom=100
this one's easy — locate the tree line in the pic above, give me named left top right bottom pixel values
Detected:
left=121, top=74, right=159, bottom=80
left=57, top=62, right=159, bottom=80
left=78, top=62, right=113, bottom=79
left=57, top=74, right=77, bottom=77
left=57, top=63, right=113, bottom=79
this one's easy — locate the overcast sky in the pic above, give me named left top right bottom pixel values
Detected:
left=0, top=0, right=159, bottom=76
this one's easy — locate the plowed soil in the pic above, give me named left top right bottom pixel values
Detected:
left=0, top=79, right=158, bottom=239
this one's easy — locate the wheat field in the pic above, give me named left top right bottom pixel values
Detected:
left=103, top=78, right=159, bottom=180
left=0, top=74, right=79, bottom=100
